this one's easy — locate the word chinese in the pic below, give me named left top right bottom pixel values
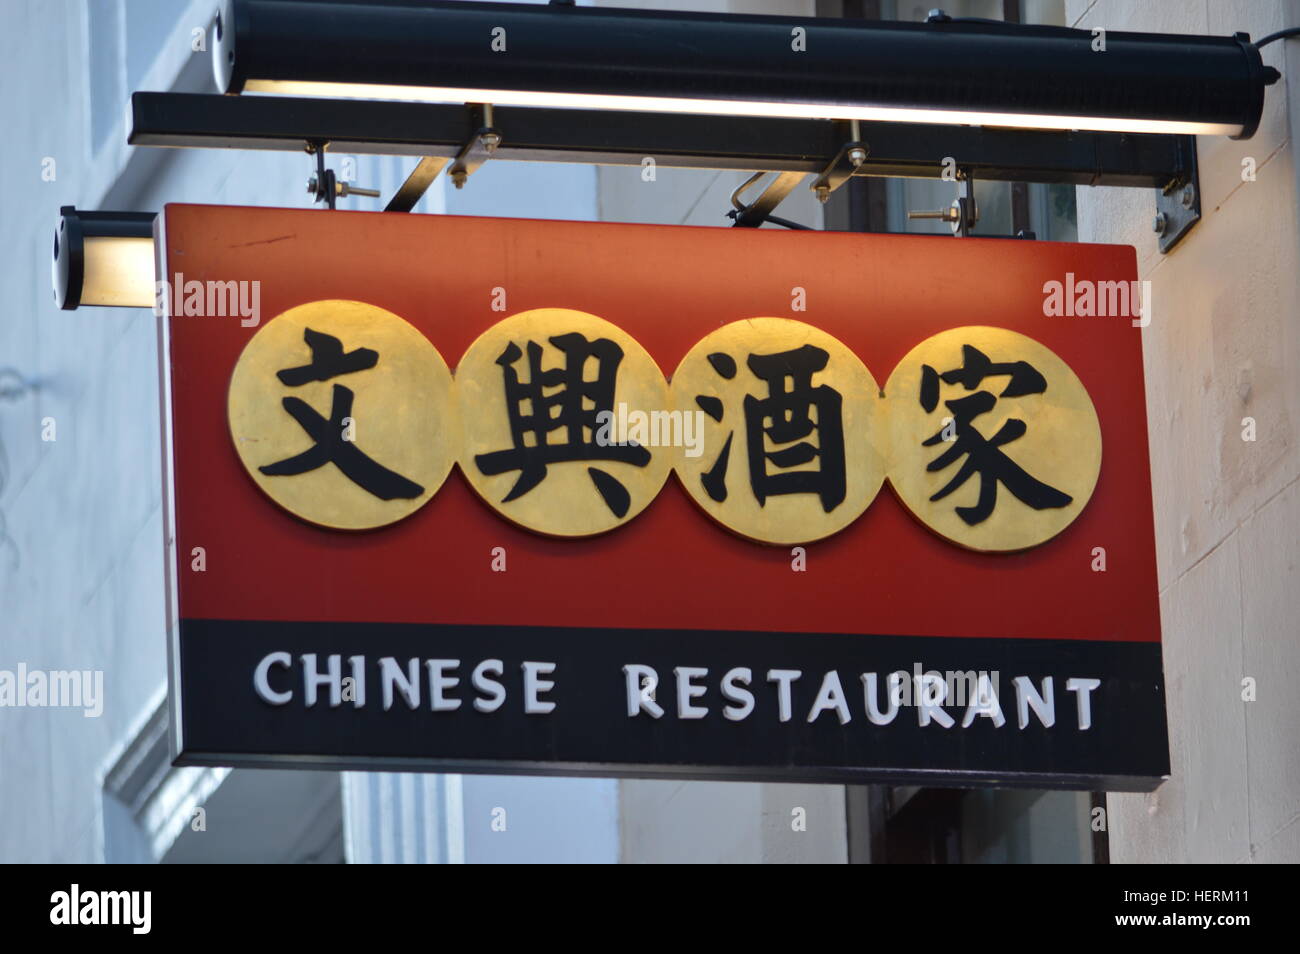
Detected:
left=252, top=652, right=558, bottom=715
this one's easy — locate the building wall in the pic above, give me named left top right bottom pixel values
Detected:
left=2, top=0, right=183, bottom=864
left=0, top=0, right=405, bottom=863
left=1066, top=0, right=1300, bottom=863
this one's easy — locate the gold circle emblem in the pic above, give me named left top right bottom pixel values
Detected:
left=669, top=317, right=885, bottom=545
left=457, top=308, right=672, bottom=536
left=228, top=299, right=458, bottom=530
left=883, top=326, right=1101, bottom=552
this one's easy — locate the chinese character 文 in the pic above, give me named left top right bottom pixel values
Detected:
left=259, top=327, right=425, bottom=500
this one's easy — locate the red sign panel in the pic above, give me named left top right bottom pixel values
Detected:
left=159, top=204, right=1167, bottom=789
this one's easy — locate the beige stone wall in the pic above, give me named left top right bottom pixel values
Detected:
left=1067, top=0, right=1300, bottom=863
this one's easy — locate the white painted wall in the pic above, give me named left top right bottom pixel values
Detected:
left=0, top=0, right=431, bottom=863
left=1066, top=0, right=1300, bottom=863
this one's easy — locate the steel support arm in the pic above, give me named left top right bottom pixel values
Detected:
left=129, top=92, right=1194, bottom=190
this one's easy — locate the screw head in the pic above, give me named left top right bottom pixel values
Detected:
left=847, top=147, right=867, bottom=168
left=1180, top=185, right=1195, bottom=209
left=1152, top=212, right=1168, bottom=234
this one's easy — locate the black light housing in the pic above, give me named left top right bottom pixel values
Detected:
left=53, top=207, right=156, bottom=310
left=213, top=0, right=1277, bottom=139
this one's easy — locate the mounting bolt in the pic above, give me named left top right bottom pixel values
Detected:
left=451, top=169, right=468, bottom=190
left=847, top=147, right=867, bottom=169
left=1180, top=184, right=1195, bottom=209
left=308, top=176, right=378, bottom=199
left=481, top=131, right=502, bottom=150
left=814, top=184, right=830, bottom=205
left=1152, top=212, right=1167, bottom=235
left=908, top=206, right=960, bottom=223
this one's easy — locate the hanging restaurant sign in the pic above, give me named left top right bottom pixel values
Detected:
left=159, top=204, right=1168, bottom=790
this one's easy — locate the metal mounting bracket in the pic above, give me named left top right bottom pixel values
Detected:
left=808, top=121, right=870, bottom=204
left=448, top=104, right=502, bottom=190
left=729, top=171, right=808, bottom=227
left=128, top=93, right=1204, bottom=191
left=305, top=141, right=336, bottom=209
left=305, top=140, right=380, bottom=209
left=1153, top=135, right=1200, bottom=253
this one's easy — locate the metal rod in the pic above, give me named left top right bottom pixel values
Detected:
left=730, top=171, right=808, bottom=227
left=385, top=156, right=450, bottom=212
